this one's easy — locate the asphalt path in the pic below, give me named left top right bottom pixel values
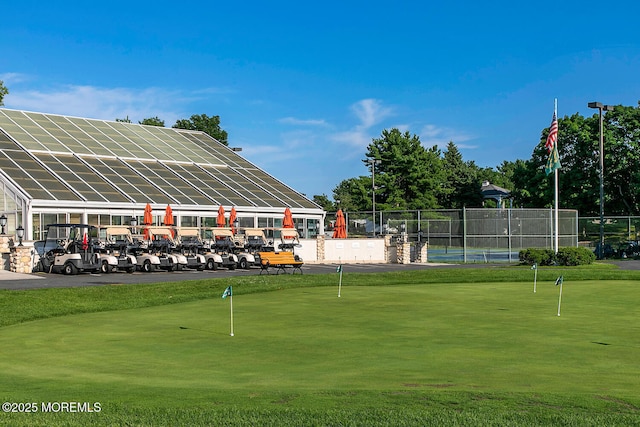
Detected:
left=0, top=262, right=473, bottom=290
left=1, top=259, right=637, bottom=291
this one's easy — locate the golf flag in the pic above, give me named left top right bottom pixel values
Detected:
left=556, top=275, right=564, bottom=316
left=531, top=263, right=538, bottom=293
left=337, top=263, right=343, bottom=298
left=222, top=285, right=232, bottom=299
left=336, top=264, right=342, bottom=273
left=221, top=285, right=234, bottom=336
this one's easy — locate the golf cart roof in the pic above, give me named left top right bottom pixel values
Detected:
left=243, top=228, right=267, bottom=237
left=102, top=226, right=132, bottom=236
left=280, top=228, right=299, bottom=238
left=176, top=227, right=200, bottom=237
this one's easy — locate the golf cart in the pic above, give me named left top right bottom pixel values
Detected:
left=174, top=227, right=206, bottom=270
left=213, top=227, right=256, bottom=270
left=96, top=226, right=137, bottom=273
left=144, top=226, right=188, bottom=271
left=36, top=223, right=117, bottom=275
left=201, top=227, right=238, bottom=270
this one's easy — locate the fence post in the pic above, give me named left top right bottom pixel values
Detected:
left=463, top=206, right=467, bottom=263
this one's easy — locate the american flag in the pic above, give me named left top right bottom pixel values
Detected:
left=545, top=112, right=558, bottom=153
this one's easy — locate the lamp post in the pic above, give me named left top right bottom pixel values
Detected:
left=0, top=214, right=6, bottom=235
left=16, top=225, right=24, bottom=246
left=588, top=102, right=614, bottom=259
left=366, top=159, right=381, bottom=237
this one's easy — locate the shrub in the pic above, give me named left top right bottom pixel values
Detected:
left=519, top=247, right=596, bottom=266
left=556, top=246, right=596, bottom=266
left=519, top=248, right=555, bottom=266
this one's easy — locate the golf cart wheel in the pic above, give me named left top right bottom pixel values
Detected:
left=63, top=262, right=78, bottom=275
left=100, top=261, right=110, bottom=274
left=206, top=259, right=216, bottom=271
left=126, top=266, right=135, bottom=274
left=239, top=258, right=249, bottom=270
left=142, top=260, right=152, bottom=273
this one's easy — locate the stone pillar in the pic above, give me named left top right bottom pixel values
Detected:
left=383, top=235, right=393, bottom=262
left=0, top=235, right=11, bottom=271
left=415, top=241, right=428, bottom=263
left=10, top=245, right=33, bottom=274
left=316, top=234, right=325, bottom=262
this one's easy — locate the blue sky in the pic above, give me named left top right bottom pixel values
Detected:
left=2, top=1, right=639, bottom=199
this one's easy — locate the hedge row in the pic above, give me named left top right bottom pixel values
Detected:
left=519, top=247, right=596, bottom=266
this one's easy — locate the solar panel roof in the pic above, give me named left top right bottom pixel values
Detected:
left=0, top=109, right=319, bottom=210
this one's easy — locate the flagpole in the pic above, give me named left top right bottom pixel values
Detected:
left=554, top=98, right=559, bottom=253
left=532, top=264, right=537, bottom=293
left=337, top=260, right=343, bottom=298
left=557, top=280, right=563, bottom=316
left=229, top=294, right=234, bottom=336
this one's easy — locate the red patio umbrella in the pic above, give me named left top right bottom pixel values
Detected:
left=164, top=204, right=174, bottom=237
left=229, top=207, right=237, bottom=234
left=283, top=207, right=294, bottom=228
left=332, top=209, right=347, bottom=239
left=217, top=206, right=226, bottom=227
left=143, top=202, right=153, bottom=239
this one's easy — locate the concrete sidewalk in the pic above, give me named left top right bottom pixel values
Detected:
left=0, top=269, right=43, bottom=280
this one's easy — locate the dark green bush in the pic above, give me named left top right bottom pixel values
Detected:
left=519, top=247, right=596, bottom=266
left=519, top=248, right=555, bottom=266
left=556, top=246, right=596, bottom=266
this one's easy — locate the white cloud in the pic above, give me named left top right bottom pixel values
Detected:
left=0, top=72, right=29, bottom=85
left=3, top=84, right=189, bottom=124
left=350, top=98, right=393, bottom=128
left=278, top=117, right=328, bottom=126
left=419, top=124, right=475, bottom=148
left=329, top=99, right=394, bottom=148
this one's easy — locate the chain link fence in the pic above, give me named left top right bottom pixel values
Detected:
left=327, top=208, right=579, bottom=263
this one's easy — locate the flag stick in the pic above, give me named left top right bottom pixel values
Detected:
left=557, top=280, right=563, bottom=317
left=338, top=263, right=343, bottom=298
left=533, top=266, right=537, bottom=293
left=229, top=294, right=234, bottom=336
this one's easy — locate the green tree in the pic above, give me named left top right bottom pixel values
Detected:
left=604, top=104, right=640, bottom=215
left=115, top=116, right=132, bottom=123
left=173, top=114, right=228, bottom=145
left=365, top=128, right=444, bottom=210
left=332, top=176, right=371, bottom=212
left=139, top=116, right=165, bottom=127
left=0, top=80, right=9, bottom=106
left=312, top=194, right=335, bottom=211
left=440, top=142, right=483, bottom=208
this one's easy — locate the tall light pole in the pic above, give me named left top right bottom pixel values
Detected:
left=588, top=102, right=614, bottom=259
left=367, top=159, right=381, bottom=237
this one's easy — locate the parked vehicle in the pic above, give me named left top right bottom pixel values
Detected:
left=96, top=226, right=137, bottom=273
left=217, top=227, right=257, bottom=269
left=174, top=227, right=206, bottom=270
left=201, top=227, right=238, bottom=270
left=127, top=234, right=162, bottom=272
left=36, top=224, right=117, bottom=275
left=239, top=228, right=272, bottom=267
left=144, top=226, right=188, bottom=271
left=278, top=228, right=301, bottom=252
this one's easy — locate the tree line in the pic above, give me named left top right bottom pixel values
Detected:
left=313, top=103, right=640, bottom=217
left=3, top=80, right=639, bottom=216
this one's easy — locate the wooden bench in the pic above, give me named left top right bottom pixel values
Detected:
left=258, top=251, right=303, bottom=275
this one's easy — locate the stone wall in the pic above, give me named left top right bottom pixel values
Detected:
left=10, top=246, right=33, bottom=273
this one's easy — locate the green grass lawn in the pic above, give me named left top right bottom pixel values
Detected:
left=0, top=265, right=639, bottom=426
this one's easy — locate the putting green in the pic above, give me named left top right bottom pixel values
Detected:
left=0, top=280, right=638, bottom=407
